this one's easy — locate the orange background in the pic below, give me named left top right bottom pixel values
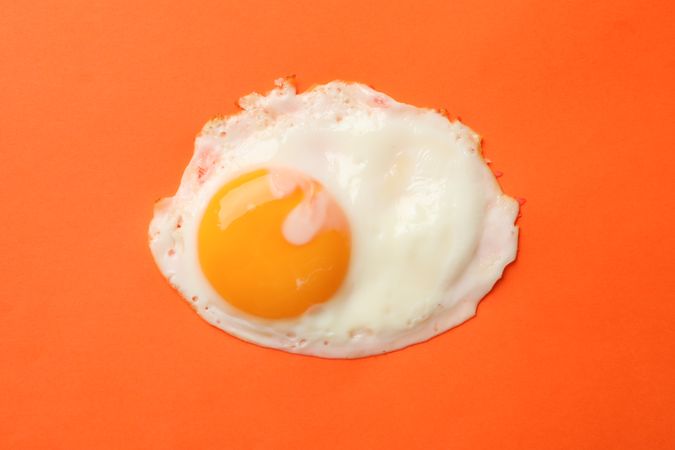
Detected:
left=2, top=0, right=674, bottom=448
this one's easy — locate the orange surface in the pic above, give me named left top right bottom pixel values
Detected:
left=1, top=0, right=674, bottom=448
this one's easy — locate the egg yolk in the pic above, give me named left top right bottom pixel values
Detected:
left=198, top=169, right=351, bottom=319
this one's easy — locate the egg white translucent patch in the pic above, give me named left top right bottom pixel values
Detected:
left=149, top=78, right=519, bottom=358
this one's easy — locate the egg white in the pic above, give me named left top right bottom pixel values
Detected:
left=149, top=78, right=519, bottom=358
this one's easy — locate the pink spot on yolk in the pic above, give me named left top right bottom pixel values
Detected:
left=267, top=168, right=344, bottom=246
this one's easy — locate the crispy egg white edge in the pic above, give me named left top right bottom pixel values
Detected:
left=149, top=78, right=519, bottom=358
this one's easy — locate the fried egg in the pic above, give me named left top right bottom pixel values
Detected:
left=149, top=78, right=519, bottom=358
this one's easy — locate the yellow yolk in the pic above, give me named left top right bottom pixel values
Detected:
left=198, top=169, right=351, bottom=319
